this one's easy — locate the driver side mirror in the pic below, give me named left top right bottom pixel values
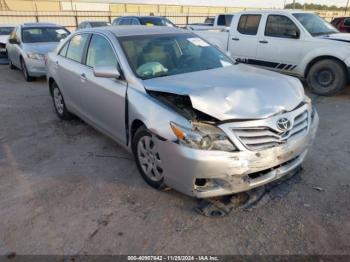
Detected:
left=93, top=65, right=121, bottom=79
left=285, top=29, right=300, bottom=39
left=9, top=38, right=19, bottom=45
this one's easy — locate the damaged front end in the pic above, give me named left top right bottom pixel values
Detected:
left=146, top=89, right=319, bottom=199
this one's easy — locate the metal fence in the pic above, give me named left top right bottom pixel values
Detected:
left=0, top=11, right=214, bottom=30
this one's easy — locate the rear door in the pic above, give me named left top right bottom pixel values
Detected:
left=56, top=33, right=90, bottom=115
left=229, top=14, right=261, bottom=61
left=80, top=33, right=127, bottom=144
left=255, top=14, right=303, bottom=74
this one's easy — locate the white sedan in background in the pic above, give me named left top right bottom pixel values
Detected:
left=0, top=24, right=15, bottom=55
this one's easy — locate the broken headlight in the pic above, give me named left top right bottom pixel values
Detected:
left=170, top=122, right=237, bottom=152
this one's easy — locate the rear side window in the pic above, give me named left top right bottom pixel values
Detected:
left=237, top=15, right=261, bottom=35
left=66, top=34, right=89, bottom=63
left=86, top=34, right=118, bottom=68
left=217, top=15, right=234, bottom=26
left=265, top=15, right=300, bottom=38
left=119, top=19, right=132, bottom=25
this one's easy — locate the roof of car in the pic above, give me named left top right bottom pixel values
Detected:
left=0, top=24, right=16, bottom=27
left=22, top=23, right=62, bottom=28
left=117, top=16, right=166, bottom=19
left=94, top=25, right=188, bottom=37
left=238, top=9, right=313, bottom=14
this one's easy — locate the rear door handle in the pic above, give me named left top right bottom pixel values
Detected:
left=259, top=40, right=269, bottom=44
left=80, top=73, right=87, bottom=81
left=231, top=37, right=240, bottom=41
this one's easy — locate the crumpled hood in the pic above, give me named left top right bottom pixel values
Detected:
left=23, top=42, right=60, bottom=54
left=143, top=64, right=305, bottom=120
left=317, top=33, right=350, bottom=43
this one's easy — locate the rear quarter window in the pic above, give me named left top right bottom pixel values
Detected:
left=237, top=14, right=261, bottom=35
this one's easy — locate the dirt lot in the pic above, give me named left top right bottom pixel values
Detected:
left=0, top=64, right=349, bottom=255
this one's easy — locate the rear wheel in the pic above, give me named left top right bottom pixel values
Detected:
left=132, top=127, right=166, bottom=190
left=21, top=58, right=33, bottom=82
left=51, top=82, right=73, bottom=120
left=306, top=59, right=346, bottom=96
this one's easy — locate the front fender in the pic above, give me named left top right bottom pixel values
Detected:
left=299, top=46, right=350, bottom=77
left=127, top=87, right=192, bottom=141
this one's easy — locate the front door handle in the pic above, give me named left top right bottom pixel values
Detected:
left=232, top=37, right=240, bottom=41
left=259, top=40, right=269, bottom=44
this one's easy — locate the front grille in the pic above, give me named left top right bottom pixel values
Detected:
left=233, top=110, right=309, bottom=151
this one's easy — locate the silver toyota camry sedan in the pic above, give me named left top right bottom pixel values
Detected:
left=6, top=23, right=70, bottom=81
left=47, top=26, right=318, bottom=198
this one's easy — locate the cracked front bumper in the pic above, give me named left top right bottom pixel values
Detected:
left=157, top=111, right=319, bottom=198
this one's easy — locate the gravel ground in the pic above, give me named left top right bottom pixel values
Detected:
left=0, top=64, right=349, bottom=255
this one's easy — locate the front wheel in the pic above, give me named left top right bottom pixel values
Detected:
left=21, top=58, right=33, bottom=82
left=306, top=59, right=347, bottom=96
left=132, top=127, right=166, bottom=190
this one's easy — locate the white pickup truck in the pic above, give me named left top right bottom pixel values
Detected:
left=187, top=14, right=234, bottom=31
left=195, top=10, right=350, bottom=96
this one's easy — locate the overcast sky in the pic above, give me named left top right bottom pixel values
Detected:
left=110, top=0, right=348, bottom=8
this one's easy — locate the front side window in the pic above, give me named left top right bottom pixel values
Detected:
left=237, top=15, right=261, bottom=35
left=66, top=34, right=89, bottom=63
left=265, top=15, right=300, bottom=38
left=293, top=13, right=338, bottom=36
left=119, top=34, right=233, bottom=80
left=22, top=27, right=69, bottom=43
left=0, top=27, right=14, bottom=36
left=86, top=34, right=118, bottom=68
left=344, top=18, right=350, bottom=27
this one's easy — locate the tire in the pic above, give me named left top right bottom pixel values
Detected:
left=51, top=82, right=73, bottom=120
left=306, top=59, right=347, bottom=96
left=8, top=58, right=15, bottom=70
left=132, top=127, right=166, bottom=190
left=21, top=58, right=33, bottom=82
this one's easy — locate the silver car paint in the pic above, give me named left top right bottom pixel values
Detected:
left=143, top=64, right=305, bottom=120
left=47, top=26, right=318, bottom=198
left=6, top=25, right=67, bottom=77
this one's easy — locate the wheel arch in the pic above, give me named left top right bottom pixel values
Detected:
left=304, top=55, right=347, bottom=79
left=130, top=119, right=146, bottom=141
left=48, top=77, right=56, bottom=96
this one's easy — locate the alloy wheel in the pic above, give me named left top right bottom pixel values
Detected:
left=137, top=135, right=163, bottom=182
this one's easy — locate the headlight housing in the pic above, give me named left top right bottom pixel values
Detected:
left=170, top=122, right=237, bottom=152
left=27, top=52, right=45, bottom=60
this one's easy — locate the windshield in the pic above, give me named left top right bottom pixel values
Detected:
left=139, top=17, right=176, bottom=27
left=293, top=13, right=338, bottom=36
left=0, top=27, right=14, bottom=35
left=119, top=34, right=233, bottom=80
left=22, top=27, right=70, bottom=43
left=90, top=22, right=110, bottom=27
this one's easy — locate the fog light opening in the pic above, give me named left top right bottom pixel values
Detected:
left=195, top=178, right=207, bottom=187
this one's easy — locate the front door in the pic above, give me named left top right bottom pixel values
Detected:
left=256, top=14, right=303, bottom=74
left=80, top=33, right=127, bottom=144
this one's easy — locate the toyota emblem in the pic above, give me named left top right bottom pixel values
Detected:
left=276, top=118, right=292, bottom=131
